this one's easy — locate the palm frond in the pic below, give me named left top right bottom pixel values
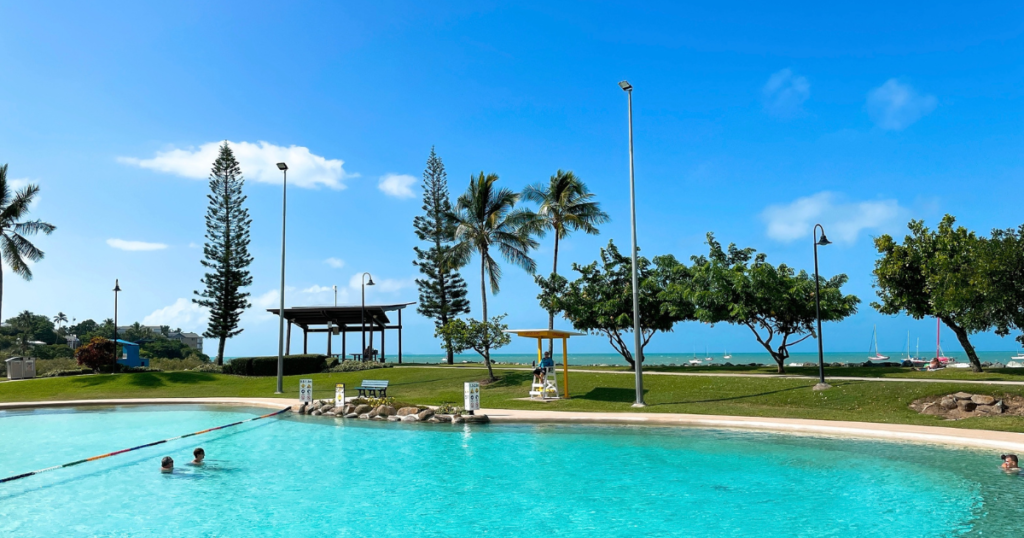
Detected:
left=1, top=234, right=32, bottom=279
left=13, top=219, right=56, bottom=236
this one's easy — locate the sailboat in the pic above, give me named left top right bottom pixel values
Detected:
left=868, top=325, right=889, bottom=361
left=1010, top=348, right=1024, bottom=361
left=723, top=348, right=732, bottom=360
left=689, top=346, right=702, bottom=365
left=906, top=332, right=927, bottom=366
left=703, top=345, right=713, bottom=361
left=935, top=318, right=953, bottom=364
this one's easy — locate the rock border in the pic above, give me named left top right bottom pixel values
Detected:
left=296, top=400, right=489, bottom=424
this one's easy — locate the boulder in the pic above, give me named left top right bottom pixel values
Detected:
left=920, top=403, right=943, bottom=416
left=417, top=409, right=435, bottom=421
left=940, top=397, right=958, bottom=410
left=427, top=417, right=440, bottom=423
left=296, top=403, right=307, bottom=414
left=400, top=415, right=419, bottom=422
left=952, top=392, right=974, bottom=401
left=344, top=413, right=359, bottom=419
left=463, top=414, right=490, bottom=423
left=977, top=404, right=1005, bottom=415
left=321, top=404, right=334, bottom=413
left=358, top=413, right=370, bottom=420
left=372, top=415, right=385, bottom=421
left=379, top=406, right=397, bottom=417
left=354, top=404, right=372, bottom=415
left=387, top=415, right=401, bottom=422
left=343, top=404, right=355, bottom=415
left=971, top=395, right=996, bottom=406
left=397, top=407, right=420, bottom=416
left=451, top=415, right=465, bottom=424
left=957, top=400, right=977, bottom=412
left=434, top=414, right=453, bottom=423
left=312, top=410, right=323, bottom=416
left=996, top=400, right=1008, bottom=412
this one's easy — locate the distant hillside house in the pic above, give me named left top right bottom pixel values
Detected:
left=116, top=325, right=164, bottom=335
left=169, top=331, right=203, bottom=352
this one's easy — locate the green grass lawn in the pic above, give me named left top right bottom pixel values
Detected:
left=4, top=367, right=1024, bottom=433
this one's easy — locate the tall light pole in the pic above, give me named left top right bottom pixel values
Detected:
left=813, top=223, right=832, bottom=391
left=275, top=162, right=288, bottom=394
left=361, top=273, right=375, bottom=357
left=620, top=80, right=645, bottom=407
left=333, top=285, right=338, bottom=307
left=112, top=279, right=121, bottom=375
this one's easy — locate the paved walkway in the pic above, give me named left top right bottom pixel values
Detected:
left=3, top=397, right=1024, bottom=452
left=399, top=365, right=1024, bottom=386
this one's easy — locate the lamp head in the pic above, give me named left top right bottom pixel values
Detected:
left=367, top=278, right=375, bottom=286
left=817, top=234, right=832, bottom=246
left=113, top=279, right=121, bottom=292
left=618, top=80, right=633, bottom=91
left=276, top=162, right=288, bottom=171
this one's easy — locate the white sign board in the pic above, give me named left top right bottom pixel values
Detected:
left=299, top=378, right=313, bottom=404
left=464, top=382, right=480, bottom=411
left=335, top=383, right=345, bottom=405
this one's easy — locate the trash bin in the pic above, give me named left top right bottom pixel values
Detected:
left=5, top=357, right=36, bottom=380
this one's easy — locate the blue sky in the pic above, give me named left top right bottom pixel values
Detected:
left=2, top=2, right=1023, bottom=357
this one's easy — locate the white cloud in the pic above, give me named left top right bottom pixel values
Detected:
left=762, top=69, right=810, bottom=117
left=107, top=238, right=169, bottom=251
left=188, top=242, right=200, bottom=249
left=378, top=173, right=416, bottom=198
left=866, top=79, right=937, bottom=130
left=324, top=257, right=345, bottom=269
left=142, top=298, right=208, bottom=331
left=118, top=141, right=354, bottom=189
left=347, top=273, right=414, bottom=294
left=761, top=192, right=904, bottom=244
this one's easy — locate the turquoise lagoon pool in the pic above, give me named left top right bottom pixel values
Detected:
left=1, top=405, right=1022, bottom=537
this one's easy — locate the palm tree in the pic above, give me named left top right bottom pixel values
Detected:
left=449, top=172, right=540, bottom=379
left=0, top=164, right=55, bottom=321
left=53, top=311, right=68, bottom=344
left=523, top=170, right=609, bottom=350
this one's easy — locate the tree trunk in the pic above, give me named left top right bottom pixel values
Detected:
left=216, top=336, right=226, bottom=366
left=772, top=353, right=786, bottom=374
left=547, top=233, right=559, bottom=355
left=945, top=319, right=984, bottom=372
left=480, top=251, right=494, bottom=380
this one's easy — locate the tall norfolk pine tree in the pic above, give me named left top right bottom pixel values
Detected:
left=193, top=143, right=254, bottom=365
left=413, top=148, right=470, bottom=364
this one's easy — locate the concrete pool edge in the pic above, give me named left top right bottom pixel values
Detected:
left=3, top=398, right=1024, bottom=452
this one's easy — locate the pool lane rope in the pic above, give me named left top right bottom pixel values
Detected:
left=0, top=406, right=292, bottom=484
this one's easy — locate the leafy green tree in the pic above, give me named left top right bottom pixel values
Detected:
left=193, top=143, right=254, bottom=365
left=874, top=216, right=997, bottom=372
left=0, top=164, right=56, bottom=321
left=674, top=233, right=859, bottom=374
left=989, top=224, right=1024, bottom=346
left=413, top=147, right=470, bottom=364
left=435, top=314, right=512, bottom=363
left=523, top=170, right=609, bottom=352
left=539, top=240, right=689, bottom=370
left=3, top=310, right=56, bottom=343
left=449, top=172, right=540, bottom=380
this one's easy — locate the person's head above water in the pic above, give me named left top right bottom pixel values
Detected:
left=161, top=456, right=174, bottom=473
left=1002, top=454, right=1019, bottom=468
left=192, top=447, right=205, bottom=464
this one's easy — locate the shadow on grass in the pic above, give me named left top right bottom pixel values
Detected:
left=577, top=387, right=649, bottom=403
left=484, top=372, right=533, bottom=389
left=68, top=372, right=219, bottom=389
left=648, top=384, right=809, bottom=407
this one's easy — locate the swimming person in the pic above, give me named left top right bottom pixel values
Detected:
left=190, top=448, right=205, bottom=466
left=1001, top=454, right=1019, bottom=472
left=160, top=457, right=174, bottom=473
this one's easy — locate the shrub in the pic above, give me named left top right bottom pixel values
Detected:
left=435, top=402, right=463, bottom=415
left=76, top=337, right=115, bottom=372
left=40, top=368, right=93, bottom=378
left=150, top=357, right=211, bottom=372
left=223, top=354, right=327, bottom=376
left=189, top=363, right=224, bottom=373
left=329, top=360, right=391, bottom=373
left=365, top=396, right=396, bottom=408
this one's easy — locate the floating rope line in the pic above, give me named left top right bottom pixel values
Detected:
left=0, top=406, right=291, bottom=484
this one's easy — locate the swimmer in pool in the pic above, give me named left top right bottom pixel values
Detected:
left=190, top=447, right=205, bottom=466
left=1001, top=454, right=1019, bottom=472
left=161, top=456, right=174, bottom=473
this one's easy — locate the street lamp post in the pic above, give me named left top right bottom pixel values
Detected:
left=275, top=162, right=288, bottom=394
left=361, top=273, right=375, bottom=358
left=619, top=80, right=645, bottom=407
left=813, top=224, right=832, bottom=391
left=333, top=285, right=338, bottom=307
left=112, top=279, right=121, bottom=375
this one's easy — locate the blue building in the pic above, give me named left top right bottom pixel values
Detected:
left=115, top=340, right=149, bottom=368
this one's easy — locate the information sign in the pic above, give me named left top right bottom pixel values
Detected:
left=464, top=382, right=480, bottom=411
left=299, top=378, right=313, bottom=404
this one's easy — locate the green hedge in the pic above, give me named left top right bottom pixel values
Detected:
left=223, top=354, right=328, bottom=376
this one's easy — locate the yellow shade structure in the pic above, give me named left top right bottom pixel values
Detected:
left=503, top=329, right=586, bottom=399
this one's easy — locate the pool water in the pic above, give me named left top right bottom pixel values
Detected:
left=1, top=406, right=1022, bottom=537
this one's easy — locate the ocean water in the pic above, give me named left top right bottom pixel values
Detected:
left=400, top=350, right=1024, bottom=367
left=1, top=405, right=1022, bottom=537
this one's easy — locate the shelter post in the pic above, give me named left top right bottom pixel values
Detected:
left=562, top=337, right=569, bottom=399
left=537, top=338, right=542, bottom=366
left=286, top=323, right=292, bottom=355
left=302, top=325, right=308, bottom=354
left=327, top=328, right=332, bottom=357
left=381, top=325, right=385, bottom=362
left=398, top=309, right=403, bottom=364
left=342, top=331, right=346, bottom=359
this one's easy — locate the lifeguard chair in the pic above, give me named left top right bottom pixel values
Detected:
left=503, top=329, right=586, bottom=400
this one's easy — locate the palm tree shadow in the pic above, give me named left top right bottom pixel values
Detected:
left=649, top=385, right=809, bottom=406
left=577, top=387, right=648, bottom=402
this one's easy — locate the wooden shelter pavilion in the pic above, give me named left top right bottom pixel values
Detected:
left=267, top=302, right=414, bottom=363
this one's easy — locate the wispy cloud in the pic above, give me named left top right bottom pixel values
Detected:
left=107, top=238, right=168, bottom=251
left=324, top=257, right=345, bottom=269
left=378, top=173, right=416, bottom=198
left=142, top=298, right=208, bottom=331
left=762, top=69, right=810, bottom=118
left=761, top=192, right=904, bottom=244
left=347, top=273, right=413, bottom=293
left=866, top=79, right=937, bottom=130
left=118, top=141, right=354, bottom=189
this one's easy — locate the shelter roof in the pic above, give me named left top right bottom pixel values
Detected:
left=266, top=303, right=415, bottom=327
left=503, top=329, right=587, bottom=339
left=113, top=339, right=139, bottom=346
